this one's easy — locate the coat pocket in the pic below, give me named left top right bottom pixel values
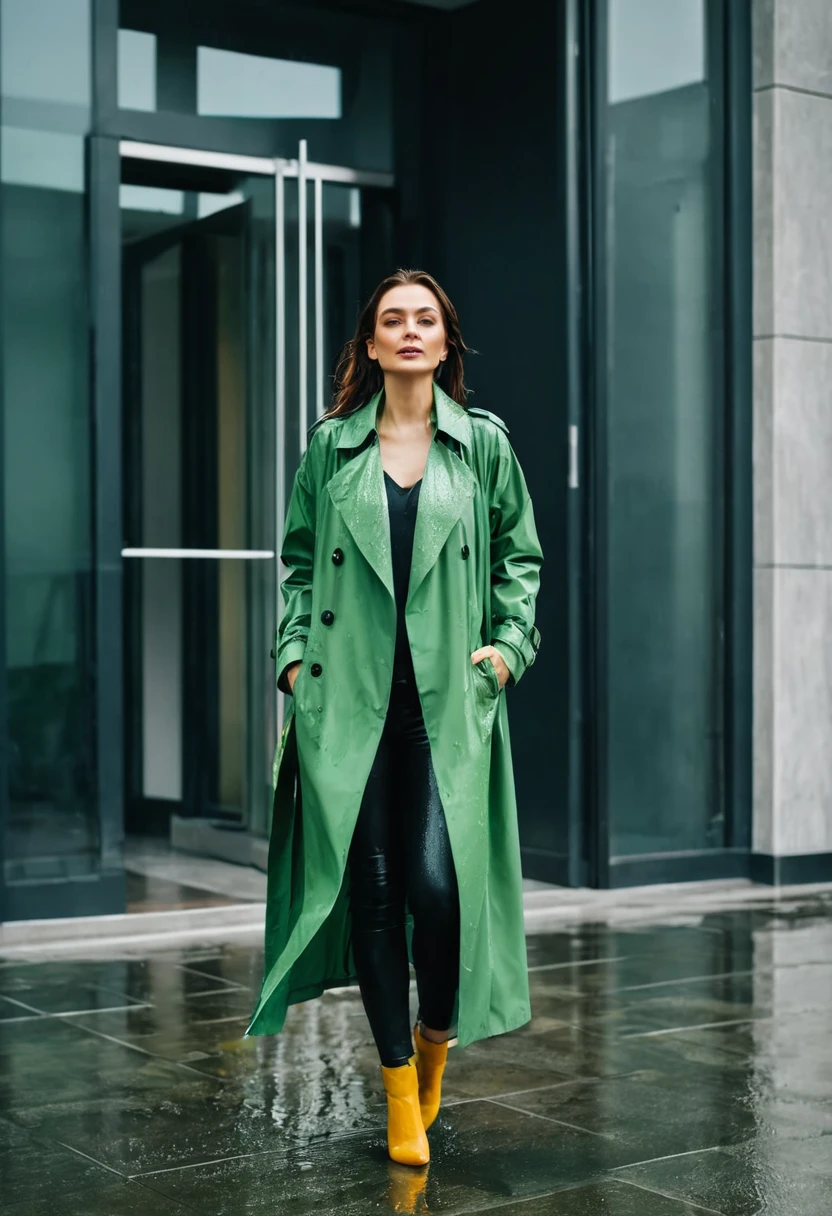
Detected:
left=474, top=655, right=501, bottom=699
left=470, top=655, right=501, bottom=741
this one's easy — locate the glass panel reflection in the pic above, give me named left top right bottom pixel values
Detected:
left=197, top=47, right=341, bottom=119
left=120, top=166, right=276, bottom=839
left=1, top=0, right=97, bottom=883
left=118, top=28, right=157, bottom=112
left=116, top=1, right=394, bottom=172
left=603, top=0, right=725, bottom=856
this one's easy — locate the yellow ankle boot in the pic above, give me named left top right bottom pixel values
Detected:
left=413, top=1024, right=449, bottom=1131
left=381, top=1055, right=430, bottom=1166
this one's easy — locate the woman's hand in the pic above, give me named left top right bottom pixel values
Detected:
left=286, top=662, right=302, bottom=694
left=471, top=646, right=511, bottom=690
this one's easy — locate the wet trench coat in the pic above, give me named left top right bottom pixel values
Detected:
left=247, top=384, right=543, bottom=1048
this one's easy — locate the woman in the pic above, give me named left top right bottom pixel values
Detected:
left=247, top=270, right=543, bottom=1167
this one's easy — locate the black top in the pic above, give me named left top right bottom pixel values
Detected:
left=385, top=471, right=422, bottom=681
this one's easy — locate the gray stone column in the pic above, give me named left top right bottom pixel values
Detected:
left=753, top=0, right=832, bottom=878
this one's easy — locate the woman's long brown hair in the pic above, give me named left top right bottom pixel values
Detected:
left=327, top=269, right=471, bottom=418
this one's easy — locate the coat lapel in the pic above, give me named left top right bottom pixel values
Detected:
left=326, top=439, right=394, bottom=598
left=325, top=384, right=477, bottom=602
left=408, top=437, right=477, bottom=604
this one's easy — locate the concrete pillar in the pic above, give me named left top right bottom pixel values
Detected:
left=753, top=0, right=832, bottom=880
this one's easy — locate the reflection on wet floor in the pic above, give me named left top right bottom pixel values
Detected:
left=125, top=869, right=247, bottom=913
left=2, top=890, right=832, bottom=1213
left=123, top=838, right=267, bottom=913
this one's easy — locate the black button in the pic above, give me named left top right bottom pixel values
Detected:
left=332, top=548, right=344, bottom=566
left=269, top=648, right=275, bottom=660
left=310, top=662, right=323, bottom=678
left=321, top=610, right=335, bottom=626
left=461, top=544, right=470, bottom=560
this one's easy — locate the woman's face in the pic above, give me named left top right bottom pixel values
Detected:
left=366, top=283, right=449, bottom=376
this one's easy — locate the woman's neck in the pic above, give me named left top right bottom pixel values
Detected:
left=378, top=375, right=434, bottom=433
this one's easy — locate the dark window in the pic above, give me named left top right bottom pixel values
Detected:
left=596, top=0, right=727, bottom=858
left=1, top=0, right=99, bottom=884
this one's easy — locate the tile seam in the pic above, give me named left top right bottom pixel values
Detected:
left=614, top=1143, right=724, bottom=1171
left=55, top=1004, right=153, bottom=1018
left=527, top=955, right=628, bottom=972
left=444, top=1076, right=592, bottom=1108
left=484, top=1097, right=612, bottom=1140
left=616, top=968, right=757, bottom=992
left=621, top=1016, right=767, bottom=1039
left=53, top=1018, right=229, bottom=1081
left=444, top=1179, right=620, bottom=1216
left=612, top=1173, right=727, bottom=1215
left=56, top=1139, right=130, bottom=1180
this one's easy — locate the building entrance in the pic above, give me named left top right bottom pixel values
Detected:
left=119, top=141, right=393, bottom=894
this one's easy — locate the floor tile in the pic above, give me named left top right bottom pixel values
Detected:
left=3, top=887, right=832, bottom=1214
left=0, top=957, right=228, bottom=1002
left=167, top=986, right=256, bottom=1020
left=441, top=1034, right=576, bottom=1104
left=1, top=1115, right=189, bottom=1212
left=494, top=1066, right=832, bottom=1166
left=126, top=869, right=248, bottom=913
left=463, top=1178, right=720, bottom=1214
left=0, top=994, right=46, bottom=1021
left=634, top=1011, right=832, bottom=1101
left=5, top=1178, right=192, bottom=1216
left=474, top=1019, right=691, bottom=1083
left=528, top=950, right=756, bottom=998
left=8, top=1042, right=386, bottom=1172
left=58, top=1004, right=253, bottom=1074
left=614, top=1134, right=832, bottom=1216
left=0, top=976, right=149, bottom=1015
left=177, top=952, right=263, bottom=992
left=136, top=1099, right=608, bottom=1215
left=0, top=1017, right=192, bottom=1111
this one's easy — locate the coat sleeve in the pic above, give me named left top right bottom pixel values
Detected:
left=488, top=433, right=543, bottom=685
left=274, top=452, right=316, bottom=694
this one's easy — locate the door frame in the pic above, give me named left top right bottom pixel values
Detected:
left=118, top=137, right=394, bottom=794
left=122, top=218, right=227, bottom=835
left=119, top=138, right=393, bottom=599
left=108, top=138, right=396, bottom=868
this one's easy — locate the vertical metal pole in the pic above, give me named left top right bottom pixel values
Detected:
left=565, top=0, right=589, bottom=888
left=314, top=175, right=324, bottom=418
left=274, top=161, right=287, bottom=742
left=298, top=140, right=308, bottom=449
left=90, top=134, right=126, bottom=898
left=275, top=163, right=287, bottom=592
left=724, top=0, right=753, bottom=853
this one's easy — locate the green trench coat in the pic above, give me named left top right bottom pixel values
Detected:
left=247, top=384, right=543, bottom=1048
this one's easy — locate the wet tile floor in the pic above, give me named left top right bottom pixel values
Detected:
left=125, top=870, right=249, bottom=914
left=2, top=890, right=832, bottom=1214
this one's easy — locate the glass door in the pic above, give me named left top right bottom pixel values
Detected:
left=120, top=141, right=394, bottom=868
left=121, top=151, right=277, bottom=847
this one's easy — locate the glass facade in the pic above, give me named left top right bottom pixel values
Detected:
left=599, top=0, right=727, bottom=859
left=1, top=0, right=101, bottom=892
left=196, top=48, right=341, bottom=120
left=0, top=0, right=745, bottom=920
left=116, top=0, right=394, bottom=172
left=118, top=32, right=342, bottom=120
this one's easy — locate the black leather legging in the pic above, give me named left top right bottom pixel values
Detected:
left=348, top=676, right=461, bottom=1068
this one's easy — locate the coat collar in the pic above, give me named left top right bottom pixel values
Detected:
left=326, top=383, right=477, bottom=602
left=334, top=382, right=473, bottom=451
